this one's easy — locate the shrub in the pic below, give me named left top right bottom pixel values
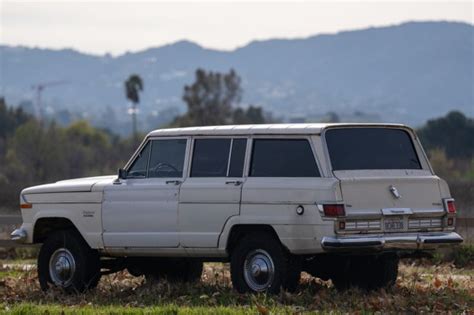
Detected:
left=452, top=244, right=474, bottom=268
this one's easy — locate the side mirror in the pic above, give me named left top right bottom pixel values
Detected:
left=118, top=168, right=128, bottom=179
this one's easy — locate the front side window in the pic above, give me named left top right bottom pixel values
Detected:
left=325, top=128, right=422, bottom=170
left=250, top=139, right=320, bottom=177
left=191, top=139, right=231, bottom=177
left=148, top=139, right=187, bottom=177
left=127, top=141, right=152, bottom=178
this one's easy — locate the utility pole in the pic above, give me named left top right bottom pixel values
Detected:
left=31, top=81, right=68, bottom=121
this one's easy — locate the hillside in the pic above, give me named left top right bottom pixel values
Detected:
left=0, top=21, right=472, bottom=131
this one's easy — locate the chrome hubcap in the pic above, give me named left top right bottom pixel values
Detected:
left=243, top=249, right=275, bottom=292
left=49, top=248, right=76, bottom=287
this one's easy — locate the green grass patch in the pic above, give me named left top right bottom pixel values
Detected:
left=0, top=262, right=472, bottom=313
left=0, top=304, right=278, bottom=315
left=0, top=269, right=23, bottom=278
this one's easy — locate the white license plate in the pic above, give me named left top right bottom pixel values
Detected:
left=384, top=217, right=404, bottom=231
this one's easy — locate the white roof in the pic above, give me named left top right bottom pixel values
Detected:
left=147, top=123, right=407, bottom=137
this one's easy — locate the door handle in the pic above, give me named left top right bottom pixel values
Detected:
left=225, top=180, right=242, bottom=186
left=166, top=180, right=182, bottom=185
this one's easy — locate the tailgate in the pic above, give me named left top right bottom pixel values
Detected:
left=337, top=174, right=443, bottom=215
left=335, top=172, right=446, bottom=233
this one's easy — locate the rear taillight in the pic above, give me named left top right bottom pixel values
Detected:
left=447, top=201, right=456, bottom=213
left=444, top=198, right=456, bottom=214
left=323, top=204, right=346, bottom=217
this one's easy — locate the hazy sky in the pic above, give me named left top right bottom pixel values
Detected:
left=1, top=0, right=472, bottom=55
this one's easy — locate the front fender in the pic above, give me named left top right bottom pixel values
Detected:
left=32, top=204, right=103, bottom=249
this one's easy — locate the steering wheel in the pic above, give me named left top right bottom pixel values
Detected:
left=150, top=162, right=179, bottom=175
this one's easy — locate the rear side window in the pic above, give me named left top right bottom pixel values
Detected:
left=326, top=128, right=422, bottom=170
left=250, top=139, right=320, bottom=177
left=191, top=139, right=231, bottom=177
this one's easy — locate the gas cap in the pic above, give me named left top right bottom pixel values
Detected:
left=296, top=205, right=304, bottom=215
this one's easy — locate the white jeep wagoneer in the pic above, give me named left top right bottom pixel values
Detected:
left=12, top=123, right=463, bottom=293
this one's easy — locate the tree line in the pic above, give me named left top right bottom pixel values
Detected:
left=0, top=68, right=272, bottom=211
left=0, top=68, right=472, bottom=212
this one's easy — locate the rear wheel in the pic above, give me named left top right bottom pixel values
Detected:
left=38, top=230, right=100, bottom=293
left=368, top=254, right=399, bottom=289
left=331, top=254, right=399, bottom=290
left=230, top=233, right=300, bottom=294
left=330, top=258, right=353, bottom=290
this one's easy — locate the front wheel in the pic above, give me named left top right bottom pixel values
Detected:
left=230, top=233, right=300, bottom=294
left=38, top=230, right=100, bottom=293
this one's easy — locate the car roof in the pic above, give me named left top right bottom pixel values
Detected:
left=147, top=123, right=408, bottom=137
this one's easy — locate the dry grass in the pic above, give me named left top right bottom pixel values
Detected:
left=0, top=260, right=473, bottom=314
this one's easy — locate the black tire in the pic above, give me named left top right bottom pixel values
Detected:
left=330, top=258, right=352, bottom=290
left=368, top=254, right=399, bottom=289
left=331, top=255, right=399, bottom=291
left=182, top=260, right=204, bottom=282
left=38, top=230, right=101, bottom=293
left=145, top=259, right=203, bottom=283
left=230, top=233, right=300, bottom=294
left=284, top=255, right=302, bottom=292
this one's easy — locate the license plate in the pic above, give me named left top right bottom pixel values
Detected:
left=384, top=217, right=404, bottom=231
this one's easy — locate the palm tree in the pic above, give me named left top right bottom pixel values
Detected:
left=124, top=74, right=144, bottom=141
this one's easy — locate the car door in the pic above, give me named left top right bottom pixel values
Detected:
left=178, top=137, right=247, bottom=247
left=102, top=137, right=188, bottom=248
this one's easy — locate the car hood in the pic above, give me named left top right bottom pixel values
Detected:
left=22, top=175, right=117, bottom=194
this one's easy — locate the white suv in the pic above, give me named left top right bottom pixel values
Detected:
left=11, top=123, right=463, bottom=293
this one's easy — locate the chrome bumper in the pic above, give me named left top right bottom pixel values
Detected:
left=10, top=228, right=27, bottom=243
left=321, top=231, right=463, bottom=251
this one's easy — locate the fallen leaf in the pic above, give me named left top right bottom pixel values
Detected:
left=447, top=277, right=454, bottom=288
left=256, top=303, right=269, bottom=315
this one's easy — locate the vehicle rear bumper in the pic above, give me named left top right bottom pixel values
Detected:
left=321, top=231, right=463, bottom=252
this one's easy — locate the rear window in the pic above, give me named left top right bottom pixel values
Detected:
left=326, top=128, right=422, bottom=170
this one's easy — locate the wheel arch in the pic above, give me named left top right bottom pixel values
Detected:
left=34, top=217, right=85, bottom=245
left=223, top=223, right=287, bottom=254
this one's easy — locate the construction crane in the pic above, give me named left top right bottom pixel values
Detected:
left=31, top=80, right=68, bottom=121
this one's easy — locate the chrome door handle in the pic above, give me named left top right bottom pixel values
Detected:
left=166, top=180, right=182, bottom=185
left=225, top=180, right=242, bottom=186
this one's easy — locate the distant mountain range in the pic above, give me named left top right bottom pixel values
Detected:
left=0, top=21, right=473, bottom=131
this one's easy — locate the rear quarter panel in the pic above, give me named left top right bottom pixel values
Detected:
left=219, top=135, right=340, bottom=254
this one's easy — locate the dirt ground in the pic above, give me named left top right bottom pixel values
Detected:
left=0, top=259, right=472, bottom=314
